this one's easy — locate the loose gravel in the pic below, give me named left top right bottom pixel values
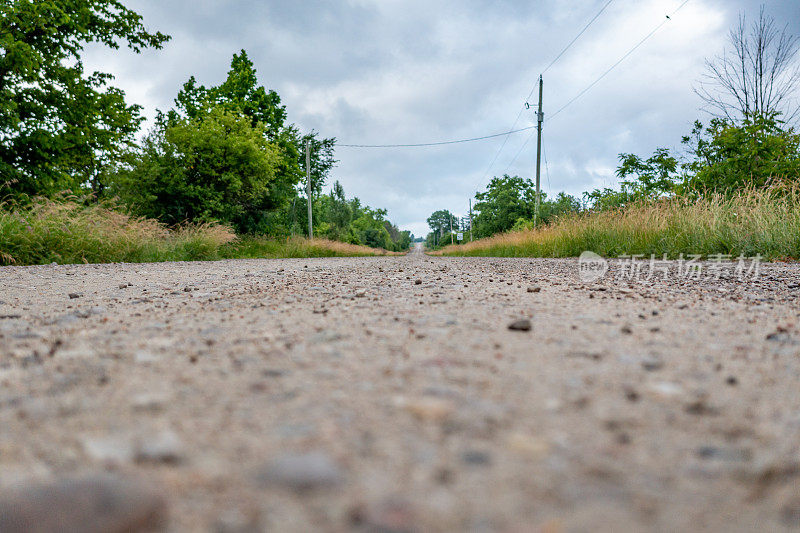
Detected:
left=1, top=248, right=800, bottom=531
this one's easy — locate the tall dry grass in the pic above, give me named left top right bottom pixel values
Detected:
left=223, top=236, right=399, bottom=259
left=0, top=198, right=236, bottom=265
left=0, top=199, right=394, bottom=266
left=439, top=187, right=800, bottom=260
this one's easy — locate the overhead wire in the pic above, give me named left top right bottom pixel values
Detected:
left=478, top=0, right=615, bottom=184
left=337, top=1, right=615, bottom=151
left=336, top=125, right=535, bottom=148
left=549, top=0, right=692, bottom=121
left=502, top=0, right=691, bottom=171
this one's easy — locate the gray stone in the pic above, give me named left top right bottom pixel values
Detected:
left=256, top=451, right=344, bottom=491
left=507, top=319, right=532, bottom=331
left=0, top=474, right=166, bottom=533
left=641, top=356, right=664, bottom=371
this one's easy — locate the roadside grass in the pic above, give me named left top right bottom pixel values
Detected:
left=222, top=236, right=399, bottom=259
left=438, top=187, right=800, bottom=260
left=0, top=198, right=396, bottom=266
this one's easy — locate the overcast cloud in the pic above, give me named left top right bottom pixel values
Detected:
left=84, top=0, right=800, bottom=237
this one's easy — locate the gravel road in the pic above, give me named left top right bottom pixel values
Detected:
left=1, top=247, right=800, bottom=532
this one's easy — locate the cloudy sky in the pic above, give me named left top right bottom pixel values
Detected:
left=85, top=0, right=799, bottom=237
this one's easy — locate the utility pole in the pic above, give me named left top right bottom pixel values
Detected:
left=535, top=75, right=544, bottom=227
left=449, top=213, right=454, bottom=245
left=306, top=139, right=312, bottom=239
left=468, top=198, right=473, bottom=242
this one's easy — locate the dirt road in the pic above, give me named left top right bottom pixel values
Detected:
left=1, top=252, right=800, bottom=531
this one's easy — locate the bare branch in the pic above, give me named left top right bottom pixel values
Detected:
left=694, top=4, right=800, bottom=124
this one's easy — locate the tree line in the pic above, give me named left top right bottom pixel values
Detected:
left=0, top=1, right=412, bottom=252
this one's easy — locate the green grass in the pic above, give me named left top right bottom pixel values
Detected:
left=0, top=198, right=395, bottom=266
left=438, top=187, right=800, bottom=260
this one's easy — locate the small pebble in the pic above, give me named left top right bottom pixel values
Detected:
left=256, top=452, right=344, bottom=491
left=404, top=398, right=455, bottom=422
left=641, top=356, right=664, bottom=372
left=508, top=319, right=532, bottom=331
left=461, top=450, right=492, bottom=466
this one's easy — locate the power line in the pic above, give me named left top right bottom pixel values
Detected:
left=339, top=2, right=615, bottom=152
left=550, top=0, right=692, bottom=120
left=503, top=0, right=691, bottom=171
left=479, top=0, right=615, bottom=185
left=336, top=125, right=535, bottom=148
left=541, top=0, right=615, bottom=76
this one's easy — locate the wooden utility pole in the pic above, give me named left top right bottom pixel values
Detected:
left=468, top=198, right=473, bottom=241
left=449, top=213, right=454, bottom=245
left=306, top=139, right=313, bottom=239
left=535, top=75, right=544, bottom=227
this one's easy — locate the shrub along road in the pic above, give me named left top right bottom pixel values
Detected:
left=1, top=252, right=800, bottom=531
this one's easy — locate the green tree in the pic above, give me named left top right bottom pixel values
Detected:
left=426, top=209, right=458, bottom=236
left=681, top=114, right=800, bottom=193
left=472, top=175, right=536, bottom=237
left=0, top=0, right=169, bottom=199
left=170, top=51, right=337, bottom=208
left=113, top=107, right=281, bottom=233
left=327, top=181, right=352, bottom=240
left=616, top=148, right=679, bottom=197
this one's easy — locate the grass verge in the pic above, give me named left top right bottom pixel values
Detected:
left=438, top=187, right=800, bottom=260
left=0, top=198, right=396, bottom=266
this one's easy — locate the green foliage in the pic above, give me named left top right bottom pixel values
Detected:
left=0, top=197, right=389, bottom=266
left=426, top=209, right=459, bottom=235
left=0, top=196, right=234, bottom=265
left=616, top=148, right=679, bottom=196
left=273, top=181, right=408, bottom=251
left=441, top=187, right=800, bottom=261
left=472, top=175, right=537, bottom=237
left=0, top=0, right=169, bottom=199
left=169, top=50, right=337, bottom=205
left=113, top=107, right=282, bottom=233
left=681, top=114, right=800, bottom=193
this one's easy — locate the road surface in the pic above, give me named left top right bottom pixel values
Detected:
left=1, top=253, right=799, bottom=531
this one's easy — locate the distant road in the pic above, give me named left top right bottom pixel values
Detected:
left=1, top=254, right=799, bottom=531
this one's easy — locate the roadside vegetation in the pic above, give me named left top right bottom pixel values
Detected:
left=0, top=198, right=389, bottom=266
left=429, top=7, right=800, bottom=260
left=0, top=2, right=410, bottom=266
left=438, top=187, right=800, bottom=261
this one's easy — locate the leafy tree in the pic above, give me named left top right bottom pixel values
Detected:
left=681, top=113, right=800, bottom=193
left=327, top=180, right=352, bottom=240
left=472, top=175, right=537, bottom=237
left=0, top=0, right=169, bottom=199
left=426, top=209, right=459, bottom=236
left=540, top=192, right=581, bottom=221
left=616, top=148, right=679, bottom=197
left=170, top=51, right=336, bottom=207
left=113, top=107, right=281, bottom=232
